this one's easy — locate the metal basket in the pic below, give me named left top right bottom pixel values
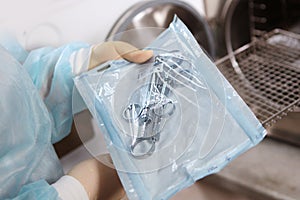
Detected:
left=215, top=29, right=300, bottom=127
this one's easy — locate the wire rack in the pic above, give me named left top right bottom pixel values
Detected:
left=215, top=29, right=300, bottom=127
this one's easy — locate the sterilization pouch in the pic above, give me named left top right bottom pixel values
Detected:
left=74, top=16, right=266, bottom=200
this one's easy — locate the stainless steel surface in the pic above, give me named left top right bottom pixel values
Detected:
left=106, top=0, right=216, bottom=58
left=249, top=0, right=287, bottom=37
left=204, top=0, right=300, bottom=58
left=215, top=29, right=300, bottom=130
left=249, top=0, right=300, bottom=36
left=210, top=138, right=300, bottom=200
left=204, top=0, right=252, bottom=58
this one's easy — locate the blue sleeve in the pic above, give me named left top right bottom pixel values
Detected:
left=0, top=46, right=63, bottom=199
left=23, top=43, right=90, bottom=143
left=6, top=180, right=59, bottom=200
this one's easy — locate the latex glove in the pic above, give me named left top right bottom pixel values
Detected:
left=68, top=42, right=153, bottom=200
left=88, top=41, right=153, bottom=69
left=68, top=158, right=124, bottom=200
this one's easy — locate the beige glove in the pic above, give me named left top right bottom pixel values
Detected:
left=88, top=41, right=153, bottom=70
left=68, top=158, right=124, bottom=200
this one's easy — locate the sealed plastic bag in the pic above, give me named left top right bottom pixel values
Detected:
left=74, top=16, right=266, bottom=200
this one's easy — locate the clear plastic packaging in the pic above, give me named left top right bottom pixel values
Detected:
left=74, top=16, right=266, bottom=200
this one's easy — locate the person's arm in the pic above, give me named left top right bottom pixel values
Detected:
left=22, top=42, right=90, bottom=143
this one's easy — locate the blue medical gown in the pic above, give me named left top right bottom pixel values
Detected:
left=0, top=40, right=88, bottom=199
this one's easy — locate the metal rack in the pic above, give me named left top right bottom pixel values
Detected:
left=215, top=29, right=300, bottom=127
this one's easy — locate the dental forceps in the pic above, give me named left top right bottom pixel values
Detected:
left=122, top=52, right=203, bottom=159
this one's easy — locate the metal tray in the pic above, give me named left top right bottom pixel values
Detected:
left=215, top=29, right=300, bottom=127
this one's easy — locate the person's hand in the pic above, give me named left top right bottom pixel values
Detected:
left=68, top=158, right=125, bottom=200
left=88, top=41, right=153, bottom=69
left=68, top=42, right=152, bottom=200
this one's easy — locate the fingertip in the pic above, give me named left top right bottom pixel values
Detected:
left=127, top=49, right=153, bottom=63
left=143, top=50, right=154, bottom=59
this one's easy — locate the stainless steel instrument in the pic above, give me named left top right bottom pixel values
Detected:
left=122, top=52, right=202, bottom=158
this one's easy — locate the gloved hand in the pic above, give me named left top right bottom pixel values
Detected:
left=88, top=41, right=153, bottom=69
left=68, top=41, right=153, bottom=200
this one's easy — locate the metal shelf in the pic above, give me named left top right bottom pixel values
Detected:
left=215, top=29, right=300, bottom=127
